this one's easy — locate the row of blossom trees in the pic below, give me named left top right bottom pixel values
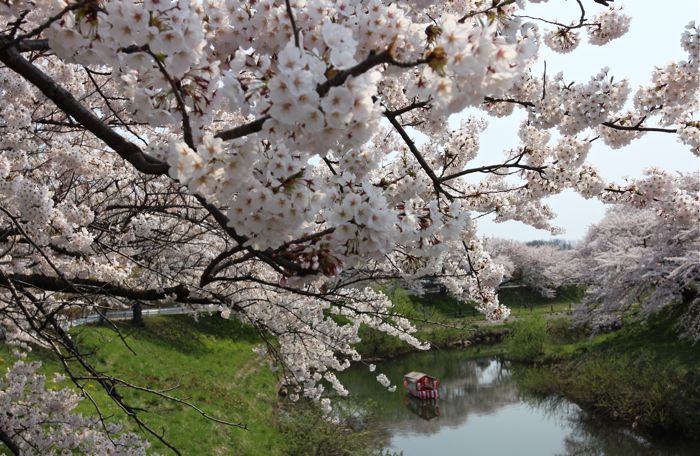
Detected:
left=0, top=0, right=698, bottom=453
left=487, top=237, right=576, bottom=297
left=572, top=175, right=699, bottom=337
left=489, top=172, right=699, bottom=338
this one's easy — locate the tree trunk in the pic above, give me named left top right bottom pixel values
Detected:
left=132, top=301, right=143, bottom=326
left=0, top=427, right=21, bottom=456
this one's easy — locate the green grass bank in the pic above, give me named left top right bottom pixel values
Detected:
left=356, top=285, right=576, bottom=358
left=3, top=288, right=695, bottom=453
left=505, top=310, right=700, bottom=438
left=0, top=315, right=385, bottom=455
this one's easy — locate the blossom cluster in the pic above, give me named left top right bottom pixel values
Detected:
left=0, top=360, right=151, bottom=455
left=587, top=7, right=631, bottom=46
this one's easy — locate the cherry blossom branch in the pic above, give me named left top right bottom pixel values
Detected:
left=284, top=0, right=300, bottom=48
left=16, top=38, right=49, bottom=52
left=0, top=36, right=168, bottom=174
left=440, top=160, right=547, bottom=182
left=317, top=49, right=429, bottom=97
left=384, top=110, right=455, bottom=201
left=483, top=96, right=535, bottom=108
left=83, top=67, right=149, bottom=146
left=384, top=99, right=431, bottom=117
left=0, top=1, right=87, bottom=52
left=601, top=121, right=677, bottom=133
left=146, top=49, right=195, bottom=148
left=1, top=273, right=184, bottom=455
left=484, top=96, right=679, bottom=133
left=458, top=0, right=516, bottom=24
left=217, top=50, right=431, bottom=141
left=515, top=14, right=598, bottom=30
left=0, top=40, right=318, bottom=278
left=199, top=245, right=249, bottom=287
left=0, top=274, right=211, bottom=303
left=215, top=115, right=269, bottom=141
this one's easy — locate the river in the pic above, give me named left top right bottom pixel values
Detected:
left=339, top=349, right=697, bottom=455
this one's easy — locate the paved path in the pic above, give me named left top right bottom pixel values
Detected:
left=65, top=306, right=193, bottom=328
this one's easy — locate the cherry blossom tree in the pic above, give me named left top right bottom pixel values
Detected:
left=486, top=237, right=576, bottom=297
left=571, top=175, right=699, bottom=338
left=0, top=0, right=698, bottom=453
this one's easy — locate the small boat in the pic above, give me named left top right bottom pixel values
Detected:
left=402, top=371, right=440, bottom=399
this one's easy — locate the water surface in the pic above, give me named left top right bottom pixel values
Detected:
left=340, top=350, right=696, bottom=455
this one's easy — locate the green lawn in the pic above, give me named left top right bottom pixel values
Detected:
left=406, top=285, right=579, bottom=319
left=1, top=315, right=286, bottom=455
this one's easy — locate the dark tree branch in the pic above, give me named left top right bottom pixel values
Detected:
left=147, top=49, right=195, bottom=149
left=484, top=97, right=678, bottom=133
left=83, top=67, right=149, bottom=147
left=17, top=38, right=49, bottom=53
left=215, top=115, right=269, bottom=141
left=515, top=14, right=598, bottom=30
left=458, top=0, right=516, bottom=23
left=0, top=36, right=168, bottom=174
left=1, top=273, right=212, bottom=303
left=317, top=49, right=428, bottom=97
left=284, top=0, right=300, bottom=48
left=601, top=121, right=677, bottom=133
left=440, top=161, right=546, bottom=182
left=0, top=271, right=185, bottom=454
left=484, top=96, right=535, bottom=108
left=384, top=110, right=454, bottom=201
left=0, top=1, right=87, bottom=52
left=384, top=99, right=431, bottom=117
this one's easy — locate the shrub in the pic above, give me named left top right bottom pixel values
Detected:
left=515, top=350, right=700, bottom=437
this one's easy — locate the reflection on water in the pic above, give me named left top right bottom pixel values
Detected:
left=404, top=395, right=440, bottom=421
left=339, top=350, right=697, bottom=456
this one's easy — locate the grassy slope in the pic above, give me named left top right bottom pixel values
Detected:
left=1, top=315, right=285, bottom=455
left=356, top=286, right=577, bottom=357
left=511, top=310, right=700, bottom=437
left=499, top=286, right=579, bottom=317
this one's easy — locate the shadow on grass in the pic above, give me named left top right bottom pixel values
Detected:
left=75, top=314, right=262, bottom=356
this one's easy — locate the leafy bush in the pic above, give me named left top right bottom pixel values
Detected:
left=562, top=351, right=700, bottom=435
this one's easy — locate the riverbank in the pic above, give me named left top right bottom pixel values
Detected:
left=356, top=286, right=573, bottom=359
left=3, top=294, right=696, bottom=453
left=1, top=316, right=286, bottom=454
left=340, top=346, right=699, bottom=456
left=505, top=309, right=700, bottom=439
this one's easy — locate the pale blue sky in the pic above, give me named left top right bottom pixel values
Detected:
left=470, top=0, right=700, bottom=241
